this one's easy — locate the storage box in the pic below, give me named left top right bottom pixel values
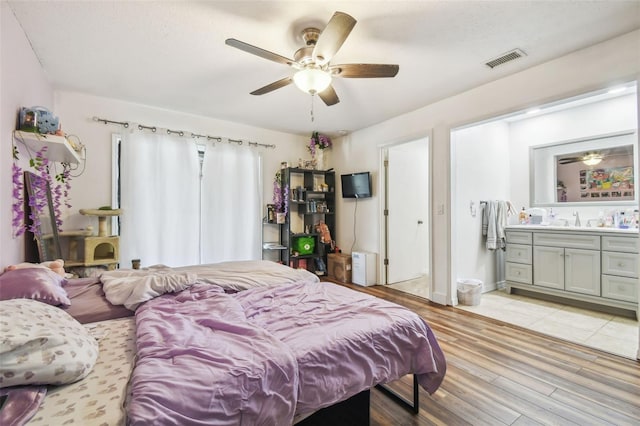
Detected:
left=352, top=252, right=377, bottom=286
left=289, top=259, right=308, bottom=270
left=328, top=253, right=352, bottom=283
left=292, top=236, right=315, bottom=255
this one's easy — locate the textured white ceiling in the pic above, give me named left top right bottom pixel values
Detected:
left=7, top=1, right=640, bottom=136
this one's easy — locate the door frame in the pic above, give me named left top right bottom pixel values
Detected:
left=378, top=132, right=434, bottom=296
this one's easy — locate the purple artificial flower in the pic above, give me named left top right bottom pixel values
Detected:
left=12, top=144, right=74, bottom=236
left=273, top=172, right=284, bottom=213
left=308, top=131, right=332, bottom=156
left=283, top=184, right=289, bottom=216
left=11, top=162, right=25, bottom=236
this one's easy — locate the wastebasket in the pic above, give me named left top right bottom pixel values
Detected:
left=457, top=279, right=483, bottom=306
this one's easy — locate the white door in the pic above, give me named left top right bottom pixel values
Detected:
left=386, top=138, right=429, bottom=284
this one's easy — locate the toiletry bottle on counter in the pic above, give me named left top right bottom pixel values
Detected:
left=519, top=207, right=527, bottom=224
left=619, top=211, right=628, bottom=228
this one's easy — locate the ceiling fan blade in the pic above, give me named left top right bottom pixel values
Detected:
left=313, top=11, right=357, bottom=65
left=250, top=77, right=293, bottom=95
left=558, top=157, right=581, bottom=164
left=226, top=38, right=294, bottom=66
left=318, top=85, right=340, bottom=106
left=331, top=63, right=399, bottom=78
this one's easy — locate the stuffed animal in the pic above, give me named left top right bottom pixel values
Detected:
left=4, top=259, right=66, bottom=277
left=315, top=221, right=332, bottom=244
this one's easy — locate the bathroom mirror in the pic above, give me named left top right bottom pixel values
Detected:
left=530, top=130, right=637, bottom=206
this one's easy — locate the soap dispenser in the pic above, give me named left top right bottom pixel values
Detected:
left=519, top=207, right=527, bottom=224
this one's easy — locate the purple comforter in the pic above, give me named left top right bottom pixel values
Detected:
left=127, top=281, right=446, bottom=425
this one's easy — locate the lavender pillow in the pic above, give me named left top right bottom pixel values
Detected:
left=0, top=268, right=70, bottom=307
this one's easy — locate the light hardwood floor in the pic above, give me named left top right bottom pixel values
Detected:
left=328, top=280, right=640, bottom=426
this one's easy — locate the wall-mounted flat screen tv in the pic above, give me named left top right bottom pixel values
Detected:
left=341, top=172, right=372, bottom=198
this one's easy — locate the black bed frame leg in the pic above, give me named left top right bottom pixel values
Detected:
left=375, top=374, right=419, bottom=414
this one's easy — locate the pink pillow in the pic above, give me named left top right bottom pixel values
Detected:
left=0, top=268, right=70, bottom=307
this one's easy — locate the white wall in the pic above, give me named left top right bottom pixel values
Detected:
left=452, top=121, right=510, bottom=293
left=54, top=92, right=309, bottom=232
left=1, top=4, right=54, bottom=267
left=332, top=29, right=640, bottom=305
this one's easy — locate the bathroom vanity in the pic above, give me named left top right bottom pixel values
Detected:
left=505, top=225, right=638, bottom=314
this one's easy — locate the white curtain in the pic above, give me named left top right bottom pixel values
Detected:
left=200, top=141, right=262, bottom=263
left=119, top=131, right=262, bottom=267
left=119, top=130, right=201, bottom=267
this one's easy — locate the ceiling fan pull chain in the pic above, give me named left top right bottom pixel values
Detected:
left=310, top=93, right=315, bottom=122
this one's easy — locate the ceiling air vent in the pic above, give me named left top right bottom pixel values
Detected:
left=485, top=48, right=527, bottom=69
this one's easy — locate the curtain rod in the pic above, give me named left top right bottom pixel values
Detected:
left=92, top=116, right=276, bottom=149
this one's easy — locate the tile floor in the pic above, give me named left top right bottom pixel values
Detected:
left=387, top=277, right=639, bottom=360
left=457, top=290, right=639, bottom=360
left=387, top=275, right=430, bottom=299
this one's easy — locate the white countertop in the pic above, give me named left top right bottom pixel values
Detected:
left=506, top=224, right=638, bottom=235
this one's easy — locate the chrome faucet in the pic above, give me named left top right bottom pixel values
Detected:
left=573, top=211, right=581, bottom=227
left=586, top=218, right=599, bottom=227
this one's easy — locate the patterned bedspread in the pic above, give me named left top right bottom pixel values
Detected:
left=28, top=317, right=136, bottom=425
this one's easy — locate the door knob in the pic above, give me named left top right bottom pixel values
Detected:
left=417, top=220, right=423, bottom=224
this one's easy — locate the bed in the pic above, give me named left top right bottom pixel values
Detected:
left=0, top=260, right=446, bottom=425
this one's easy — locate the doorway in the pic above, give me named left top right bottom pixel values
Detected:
left=450, top=82, right=639, bottom=359
left=381, top=137, right=431, bottom=299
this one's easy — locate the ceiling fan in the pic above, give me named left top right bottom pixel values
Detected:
left=225, top=11, right=399, bottom=106
left=558, top=152, right=604, bottom=166
left=558, top=149, right=628, bottom=166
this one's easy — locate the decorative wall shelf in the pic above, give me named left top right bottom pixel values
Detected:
left=14, top=130, right=81, bottom=164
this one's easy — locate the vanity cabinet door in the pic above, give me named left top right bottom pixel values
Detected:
left=564, top=248, right=601, bottom=296
left=533, top=246, right=564, bottom=290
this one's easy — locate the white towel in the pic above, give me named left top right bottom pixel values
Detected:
left=496, top=201, right=508, bottom=250
left=482, top=200, right=507, bottom=251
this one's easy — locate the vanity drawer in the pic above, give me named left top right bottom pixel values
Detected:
left=505, top=262, right=532, bottom=284
left=506, top=244, right=532, bottom=264
left=602, top=274, right=638, bottom=303
left=506, top=231, right=532, bottom=245
left=602, top=236, right=639, bottom=253
left=533, top=233, right=600, bottom=250
left=602, top=251, right=638, bottom=278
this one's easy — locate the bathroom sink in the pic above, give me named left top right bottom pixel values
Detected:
left=506, top=224, right=638, bottom=233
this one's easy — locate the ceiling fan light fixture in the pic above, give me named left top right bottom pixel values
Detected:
left=293, top=68, right=331, bottom=94
left=582, top=153, right=603, bottom=166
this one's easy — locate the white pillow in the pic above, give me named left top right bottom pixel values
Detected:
left=0, top=299, right=99, bottom=388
